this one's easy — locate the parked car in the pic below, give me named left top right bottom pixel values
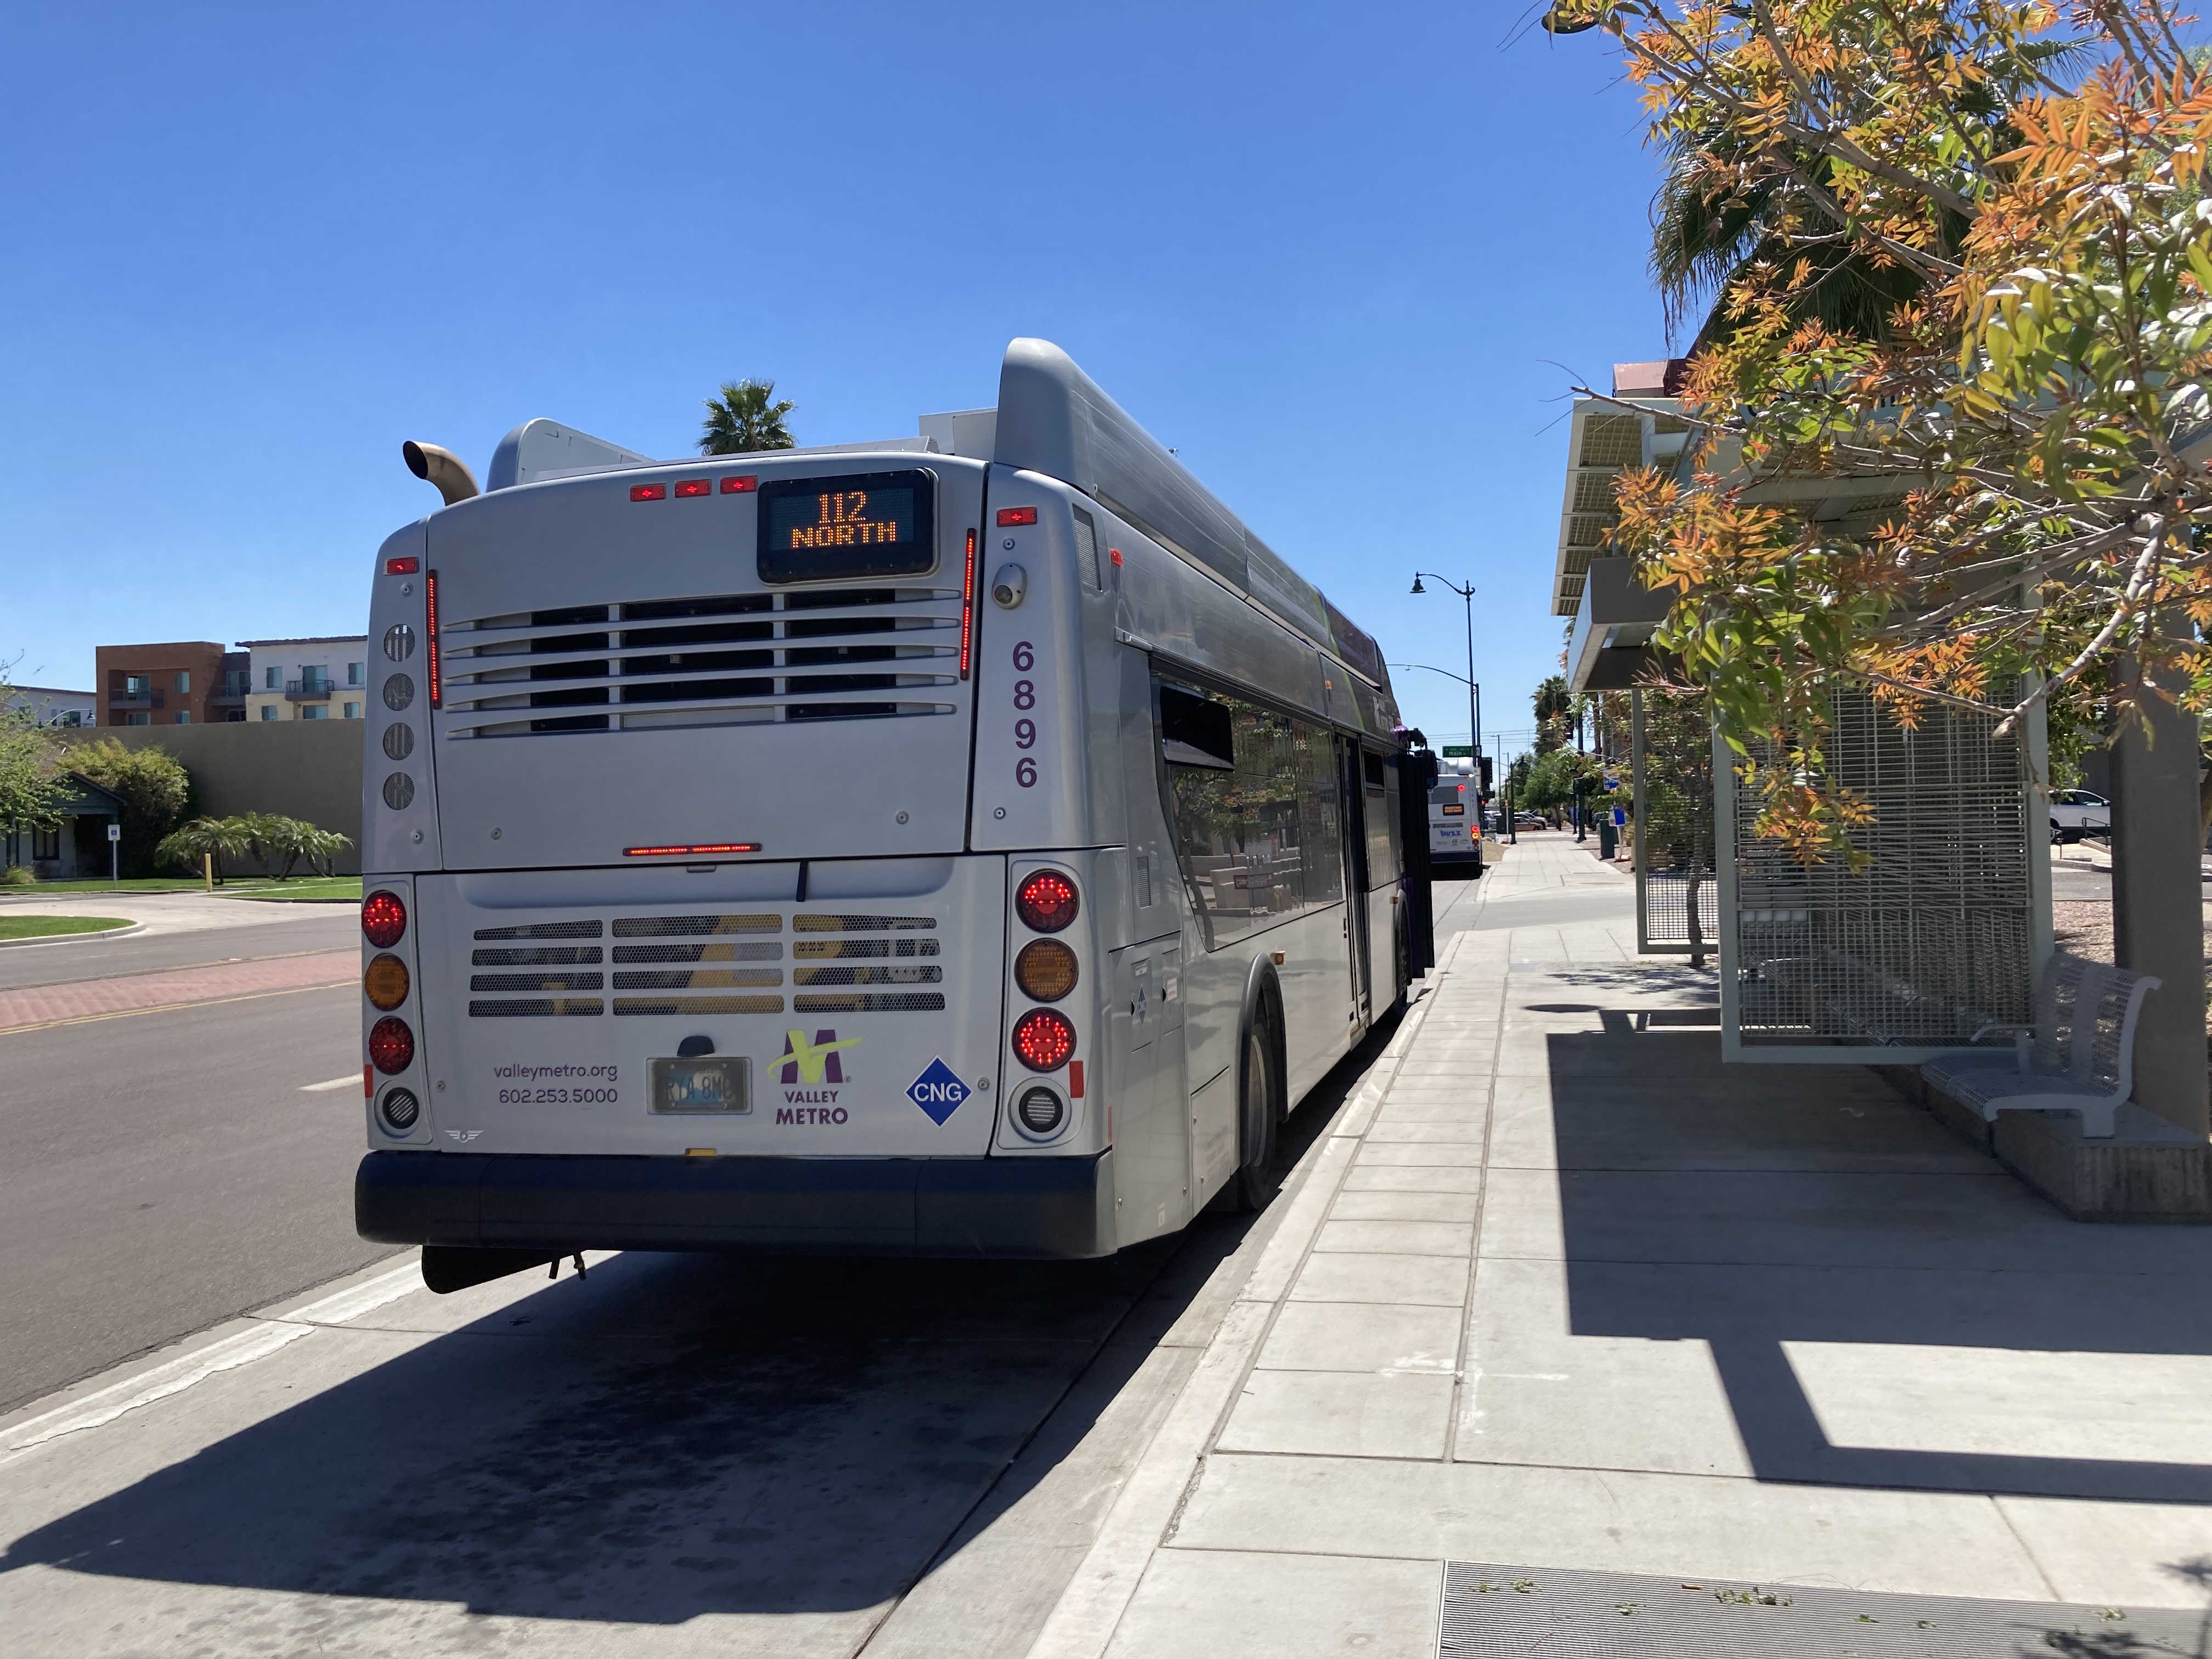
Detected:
left=2050, top=788, right=2111, bottom=843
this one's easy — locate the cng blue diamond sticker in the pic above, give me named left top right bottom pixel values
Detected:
left=905, top=1057, right=970, bottom=1125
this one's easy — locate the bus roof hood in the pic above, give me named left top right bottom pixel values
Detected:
left=466, top=341, right=1388, bottom=691
left=994, top=339, right=1387, bottom=689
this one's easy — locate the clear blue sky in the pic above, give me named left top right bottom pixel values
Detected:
left=1, top=1, right=1667, bottom=760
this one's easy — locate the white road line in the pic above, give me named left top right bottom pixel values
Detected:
left=300, top=1073, right=361, bottom=1092
left=0, top=1260, right=421, bottom=1462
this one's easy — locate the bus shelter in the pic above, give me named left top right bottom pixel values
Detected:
left=1567, top=557, right=2050, bottom=1065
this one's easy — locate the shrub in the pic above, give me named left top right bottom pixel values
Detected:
left=69, top=740, right=192, bottom=877
left=1, top=865, right=35, bottom=887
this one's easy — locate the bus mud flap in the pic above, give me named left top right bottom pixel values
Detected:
left=420, top=1245, right=557, bottom=1295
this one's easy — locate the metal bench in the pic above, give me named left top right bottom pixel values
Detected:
left=1921, top=952, right=2162, bottom=1139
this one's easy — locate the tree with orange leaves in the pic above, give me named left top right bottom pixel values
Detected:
left=1547, top=0, right=2212, bottom=858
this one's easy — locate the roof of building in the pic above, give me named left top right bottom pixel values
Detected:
left=6, top=685, right=93, bottom=697
left=234, top=636, right=369, bottom=648
left=95, top=641, right=227, bottom=654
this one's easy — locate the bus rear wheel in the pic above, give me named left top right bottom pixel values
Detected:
left=1227, top=1019, right=1280, bottom=1212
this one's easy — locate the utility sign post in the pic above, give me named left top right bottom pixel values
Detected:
left=107, top=820, right=120, bottom=887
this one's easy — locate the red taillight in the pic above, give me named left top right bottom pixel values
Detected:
left=368, top=1016, right=415, bottom=1075
left=622, top=842, right=763, bottom=857
left=424, top=568, right=441, bottom=708
left=361, top=889, right=407, bottom=947
left=1012, top=1009, right=1076, bottom=1072
left=675, top=478, right=711, bottom=498
left=385, top=556, right=420, bottom=575
left=996, top=506, right=1039, bottom=527
left=630, top=483, right=667, bottom=501
left=719, top=475, right=758, bottom=494
left=960, top=528, right=976, bottom=680
left=1016, top=870, right=1080, bottom=933
left=1109, top=547, right=1124, bottom=567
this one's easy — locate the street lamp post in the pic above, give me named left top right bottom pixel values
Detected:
left=1409, top=573, right=1481, bottom=810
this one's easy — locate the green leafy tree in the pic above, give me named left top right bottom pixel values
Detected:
left=1, top=675, right=74, bottom=866
left=699, top=379, right=796, bottom=454
left=68, top=738, right=191, bottom=877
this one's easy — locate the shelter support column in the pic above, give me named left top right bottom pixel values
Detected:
left=2109, top=632, right=2209, bottom=1139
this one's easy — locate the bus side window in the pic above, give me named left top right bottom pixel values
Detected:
left=1071, top=506, right=1103, bottom=590
left=1362, top=749, right=1398, bottom=887
left=1158, top=680, right=1325, bottom=949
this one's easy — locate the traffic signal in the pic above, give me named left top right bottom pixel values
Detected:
left=1479, top=756, right=1493, bottom=793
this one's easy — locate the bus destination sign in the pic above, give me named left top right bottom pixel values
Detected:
left=757, top=469, right=936, bottom=584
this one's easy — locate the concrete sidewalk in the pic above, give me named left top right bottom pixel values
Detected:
left=1035, top=833, right=2212, bottom=1657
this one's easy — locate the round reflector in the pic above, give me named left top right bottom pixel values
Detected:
left=364, top=952, right=410, bottom=1011
left=368, top=1015, right=415, bottom=1074
left=378, top=1087, right=420, bottom=1133
left=362, top=889, right=407, bottom=947
left=1017, top=1086, right=1065, bottom=1136
left=1011, top=1008, right=1075, bottom=1072
left=1015, top=870, right=1080, bottom=933
left=1015, top=939, right=1079, bottom=1002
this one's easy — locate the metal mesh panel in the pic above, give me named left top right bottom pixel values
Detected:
left=470, top=946, right=603, bottom=966
left=612, top=914, right=781, bottom=936
left=610, top=941, right=783, bottom=963
left=1725, top=685, right=2033, bottom=1050
left=610, top=969, right=782, bottom=990
left=794, top=992, right=947, bottom=1012
left=792, top=965, right=944, bottom=986
left=1632, top=691, right=1718, bottom=956
left=612, top=995, right=785, bottom=1016
left=467, top=998, right=604, bottom=1018
left=468, top=973, right=605, bottom=992
left=472, top=920, right=603, bottom=940
left=792, top=913, right=936, bottom=932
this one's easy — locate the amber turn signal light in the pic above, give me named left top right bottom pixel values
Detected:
left=364, top=953, right=410, bottom=1011
left=1015, top=939, right=1078, bottom=1002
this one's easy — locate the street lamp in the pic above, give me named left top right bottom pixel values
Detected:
left=1410, top=574, right=1481, bottom=810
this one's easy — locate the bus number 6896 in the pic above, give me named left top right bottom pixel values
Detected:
left=1012, top=641, right=1038, bottom=788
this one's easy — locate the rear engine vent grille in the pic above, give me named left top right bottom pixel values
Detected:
left=440, top=586, right=964, bottom=738
left=465, top=911, right=947, bottom=1018
left=795, top=992, right=947, bottom=1012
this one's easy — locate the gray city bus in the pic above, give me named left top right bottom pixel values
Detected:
left=352, top=339, right=1431, bottom=1290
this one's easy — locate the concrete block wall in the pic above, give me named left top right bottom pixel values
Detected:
left=59, top=721, right=363, bottom=876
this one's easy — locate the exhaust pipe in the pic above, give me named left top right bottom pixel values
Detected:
left=402, top=441, right=480, bottom=505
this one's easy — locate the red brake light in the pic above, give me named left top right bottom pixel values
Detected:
left=960, top=528, right=976, bottom=680
left=996, top=506, right=1039, bottom=527
left=362, top=889, right=407, bottom=947
left=719, top=475, right=758, bottom=494
left=385, top=556, right=420, bottom=575
left=1016, top=870, right=1080, bottom=933
left=630, top=483, right=667, bottom=501
left=1012, top=1009, right=1076, bottom=1072
left=424, top=568, right=441, bottom=708
left=675, top=478, right=711, bottom=498
left=1109, top=547, right=1124, bottom=567
left=622, top=842, right=763, bottom=857
left=368, top=1016, right=415, bottom=1075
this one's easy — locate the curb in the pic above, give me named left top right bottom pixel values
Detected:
left=1024, top=935, right=1461, bottom=1659
left=0, top=921, right=149, bottom=950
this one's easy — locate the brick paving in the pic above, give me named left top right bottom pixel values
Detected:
left=0, top=951, right=357, bottom=1032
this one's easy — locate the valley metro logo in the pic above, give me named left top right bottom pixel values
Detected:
left=775, top=1028, right=861, bottom=1086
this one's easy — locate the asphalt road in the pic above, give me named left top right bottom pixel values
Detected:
left=0, top=967, right=391, bottom=1414
left=0, top=911, right=356, bottom=992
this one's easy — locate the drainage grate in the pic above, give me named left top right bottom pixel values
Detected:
left=1438, top=1562, right=2202, bottom=1658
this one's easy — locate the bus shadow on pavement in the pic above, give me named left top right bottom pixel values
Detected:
left=1536, top=1012, right=2212, bottom=1510
left=0, top=1015, right=1393, bottom=1632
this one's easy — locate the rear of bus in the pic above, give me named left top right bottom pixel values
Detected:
left=353, top=448, right=1125, bottom=1270
left=1428, top=777, right=1479, bottom=872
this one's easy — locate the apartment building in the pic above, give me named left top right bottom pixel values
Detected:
left=2, top=685, right=96, bottom=728
left=239, top=636, right=371, bottom=721
left=95, top=642, right=251, bottom=725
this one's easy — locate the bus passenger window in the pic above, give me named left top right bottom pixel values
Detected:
left=1071, top=506, right=1102, bottom=590
left=1157, top=682, right=1316, bottom=949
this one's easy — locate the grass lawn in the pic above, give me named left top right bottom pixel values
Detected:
left=0, top=878, right=207, bottom=895
left=223, top=878, right=362, bottom=902
left=0, top=915, right=133, bottom=940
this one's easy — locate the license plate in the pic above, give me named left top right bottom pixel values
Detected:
left=651, top=1056, right=750, bottom=1115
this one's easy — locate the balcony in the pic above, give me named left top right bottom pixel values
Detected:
left=211, top=675, right=251, bottom=707
left=109, top=688, right=165, bottom=710
left=286, top=679, right=334, bottom=702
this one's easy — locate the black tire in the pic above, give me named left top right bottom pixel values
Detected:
left=1227, top=1018, right=1280, bottom=1212
left=2050, top=820, right=2067, bottom=845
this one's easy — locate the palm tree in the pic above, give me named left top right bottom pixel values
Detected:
left=699, top=380, right=795, bottom=454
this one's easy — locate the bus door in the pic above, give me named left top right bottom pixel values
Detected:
left=1338, top=737, right=1372, bottom=1024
